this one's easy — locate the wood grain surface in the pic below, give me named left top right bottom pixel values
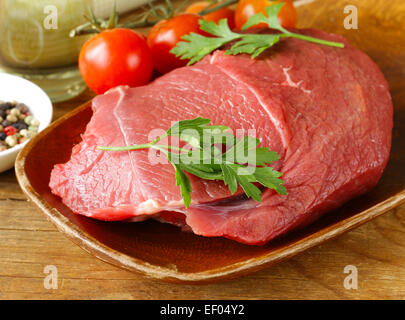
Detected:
left=1, top=0, right=405, bottom=299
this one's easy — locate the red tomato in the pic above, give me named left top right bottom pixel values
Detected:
left=79, top=28, right=153, bottom=94
left=147, top=13, right=205, bottom=74
left=235, top=0, right=297, bottom=30
left=185, top=1, right=235, bottom=29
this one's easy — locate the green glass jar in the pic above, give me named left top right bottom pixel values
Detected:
left=0, top=0, right=152, bottom=102
left=0, top=0, right=92, bottom=102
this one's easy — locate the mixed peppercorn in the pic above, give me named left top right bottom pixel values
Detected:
left=0, top=101, right=40, bottom=152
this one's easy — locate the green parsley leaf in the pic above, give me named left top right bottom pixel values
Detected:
left=220, top=163, right=239, bottom=194
left=171, top=19, right=240, bottom=65
left=253, top=166, right=287, bottom=195
left=171, top=3, right=344, bottom=65
left=254, top=147, right=281, bottom=166
left=242, top=3, right=287, bottom=33
left=173, top=163, right=192, bottom=208
left=225, top=33, right=281, bottom=58
left=98, top=117, right=287, bottom=208
left=230, top=164, right=263, bottom=201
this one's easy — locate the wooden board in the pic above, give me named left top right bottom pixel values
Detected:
left=1, top=0, right=405, bottom=298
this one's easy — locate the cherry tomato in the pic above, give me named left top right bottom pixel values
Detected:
left=185, top=1, right=235, bottom=29
left=147, top=13, right=205, bottom=74
left=79, top=28, right=153, bottom=94
left=235, top=0, right=297, bottom=30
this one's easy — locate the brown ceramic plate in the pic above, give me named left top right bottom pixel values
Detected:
left=15, top=0, right=405, bottom=283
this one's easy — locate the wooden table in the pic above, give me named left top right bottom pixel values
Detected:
left=1, top=0, right=405, bottom=300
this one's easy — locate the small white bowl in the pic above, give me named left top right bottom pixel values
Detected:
left=0, top=73, right=53, bottom=173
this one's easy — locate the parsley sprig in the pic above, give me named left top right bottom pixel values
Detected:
left=98, top=117, right=287, bottom=208
left=171, top=3, right=344, bottom=65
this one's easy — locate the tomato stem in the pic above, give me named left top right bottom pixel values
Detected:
left=70, top=0, right=238, bottom=38
left=198, top=0, right=238, bottom=16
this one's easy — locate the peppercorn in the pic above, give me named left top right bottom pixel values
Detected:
left=21, top=121, right=28, bottom=129
left=10, top=108, right=20, bottom=117
left=6, top=114, right=18, bottom=123
left=19, top=129, right=28, bottom=137
left=0, top=102, right=12, bottom=110
left=12, top=122, right=27, bottom=131
left=16, top=103, right=28, bottom=114
left=5, top=135, right=17, bottom=147
left=4, top=126, right=17, bottom=136
left=2, top=120, right=11, bottom=127
left=30, top=118, right=40, bottom=126
left=0, top=101, right=39, bottom=152
left=28, top=125, right=38, bottom=132
left=24, top=115, right=33, bottom=125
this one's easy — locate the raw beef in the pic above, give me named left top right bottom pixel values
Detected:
left=49, top=29, right=393, bottom=245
